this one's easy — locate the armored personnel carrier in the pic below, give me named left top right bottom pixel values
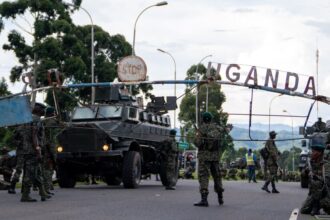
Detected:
left=56, top=86, right=178, bottom=188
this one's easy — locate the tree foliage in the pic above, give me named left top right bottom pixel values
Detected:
left=179, top=64, right=233, bottom=153
left=0, top=0, right=133, bottom=109
left=0, top=77, right=11, bottom=96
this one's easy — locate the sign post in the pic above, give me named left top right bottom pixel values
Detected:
left=178, top=142, right=189, bottom=150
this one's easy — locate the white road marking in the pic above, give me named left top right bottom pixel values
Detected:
left=289, top=208, right=299, bottom=220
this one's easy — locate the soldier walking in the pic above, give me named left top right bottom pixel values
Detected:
left=262, top=131, right=280, bottom=193
left=160, top=129, right=178, bottom=190
left=194, top=112, right=224, bottom=207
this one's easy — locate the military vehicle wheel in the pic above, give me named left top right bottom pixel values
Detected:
left=301, top=175, right=309, bottom=188
left=104, top=175, right=122, bottom=186
left=122, top=151, right=141, bottom=188
left=57, top=166, right=76, bottom=188
left=159, top=155, right=179, bottom=187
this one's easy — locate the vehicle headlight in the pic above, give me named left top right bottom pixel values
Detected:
left=102, top=144, right=110, bottom=151
left=57, top=146, right=63, bottom=153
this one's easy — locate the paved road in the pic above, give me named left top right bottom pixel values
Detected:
left=0, top=179, right=318, bottom=220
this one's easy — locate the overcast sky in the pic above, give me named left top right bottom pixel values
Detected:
left=1, top=0, right=330, bottom=128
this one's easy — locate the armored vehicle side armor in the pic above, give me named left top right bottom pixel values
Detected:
left=56, top=86, right=178, bottom=188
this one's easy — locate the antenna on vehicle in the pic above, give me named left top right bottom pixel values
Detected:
left=316, top=45, right=319, bottom=118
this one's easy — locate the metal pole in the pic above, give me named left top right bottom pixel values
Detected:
left=316, top=49, right=319, bottom=118
left=66, top=4, right=95, bottom=104
left=283, top=109, right=294, bottom=171
left=268, top=94, right=283, bottom=132
left=157, top=49, right=176, bottom=128
left=195, top=55, right=212, bottom=128
left=132, top=2, right=168, bottom=56
left=206, top=86, right=209, bottom=112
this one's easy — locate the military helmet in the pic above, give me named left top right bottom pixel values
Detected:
left=202, top=112, right=213, bottom=122
left=169, top=129, right=177, bottom=136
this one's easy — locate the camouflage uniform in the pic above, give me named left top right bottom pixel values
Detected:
left=160, top=130, right=178, bottom=190
left=8, top=128, right=26, bottom=194
left=0, top=148, right=12, bottom=182
left=42, top=118, right=58, bottom=192
left=301, top=131, right=330, bottom=216
left=194, top=112, right=224, bottom=207
left=300, top=149, right=324, bottom=215
left=262, top=131, right=280, bottom=193
left=17, top=119, right=49, bottom=202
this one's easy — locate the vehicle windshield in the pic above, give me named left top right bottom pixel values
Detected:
left=97, top=105, right=123, bottom=118
left=72, top=107, right=97, bottom=120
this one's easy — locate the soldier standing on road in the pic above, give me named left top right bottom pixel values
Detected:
left=160, top=129, right=178, bottom=190
left=8, top=126, right=25, bottom=194
left=42, top=107, right=58, bottom=194
left=194, top=112, right=224, bottom=207
left=18, top=105, right=51, bottom=202
left=262, top=131, right=280, bottom=194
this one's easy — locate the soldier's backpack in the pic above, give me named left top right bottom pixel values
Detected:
left=260, top=147, right=269, bottom=160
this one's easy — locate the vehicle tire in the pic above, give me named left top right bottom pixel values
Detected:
left=57, top=166, right=76, bottom=188
left=122, top=151, right=141, bottom=188
left=159, top=155, right=179, bottom=187
left=104, top=175, right=122, bottom=186
left=301, top=174, right=309, bottom=188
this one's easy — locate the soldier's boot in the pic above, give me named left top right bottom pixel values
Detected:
left=8, top=181, right=17, bottom=194
left=20, top=194, right=37, bottom=202
left=261, top=181, right=271, bottom=193
left=194, top=192, right=209, bottom=207
left=271, top=181, right=280, bottom=193
left=165, top=186, right=175, bottom=190
left=46, top=190, right=55, bottom=195
left=21, top=187, right=37, bottom=202
left=217, top=191, right=224, bottom=205
left=311, top=201, right=320, bottom=216
left=39, top=186, right=51, bottom=201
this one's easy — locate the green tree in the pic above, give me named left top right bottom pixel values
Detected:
left=0, top=77, right=11, bottom=96
left=178, top=64, right=233, bottom=152
left=0, top=0, right=133, bottom=110
left=0, top=78, right=13, bottom=147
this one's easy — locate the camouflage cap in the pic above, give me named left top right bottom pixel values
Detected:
left=202, top=112, right=213, bottom=122
left=169, top=129, right=177, bottom=136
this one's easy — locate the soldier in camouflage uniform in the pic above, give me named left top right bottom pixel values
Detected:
left=312, top=117, right=326, bottom=132
left=300, top=142, right=325, bottom=215
left=160, top=129, right=178, bottom=190
left=18, top=105, right=50, bottom=202
left=194, top=112, right=224, bottom=207
left=8, top=128, right=25, bottom=194
left=0, top=147, right=12, bottom=183
left=301, top=125, right=330, bottom=216
left=41, top=107, right=58, bottom=194
left=262, top=131, right=280, bottom=193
